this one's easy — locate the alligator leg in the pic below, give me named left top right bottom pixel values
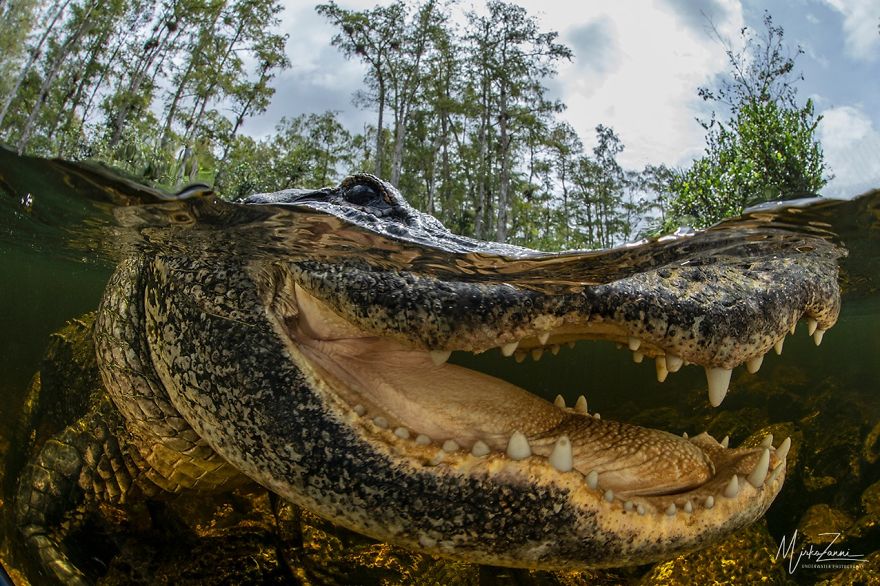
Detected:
left=13, top=396, right=156, bottom=585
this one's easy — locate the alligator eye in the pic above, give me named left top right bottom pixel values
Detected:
left=343, top=182, right=393, bottom=212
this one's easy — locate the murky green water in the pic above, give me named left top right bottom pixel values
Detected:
left=0, top=146, right=878, bottom=584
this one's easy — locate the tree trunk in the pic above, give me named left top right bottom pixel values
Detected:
left=108, top=16, right=175, bottom=148
left=44, top=78, right=77, bottom=145
left=474, top=119, right=487, bottom=238
left=425, top=129, right=442, bottom=215
left=55, top=21, right=116, bottom=154
left=495, top=87, right=510, bottom=242
left=374, top=71, right=385, bottom=177
left=182, top=19, right=245, bottom=147
left=0, top=0, right=72, bottom=128
left=162, top=4, right=223, bottom=149
left=214, top=66, right=271, bottom=187
left=161, top=55, right=195, bottom=148
left=17, top=1, right=95, bottom=154
left=77, top=29, right=126, bottom=139
left=390, top=112, right=406, bottom=185
left=388, top=1, right=435, bottom=186
left=558, top=156, right=569, bottom=246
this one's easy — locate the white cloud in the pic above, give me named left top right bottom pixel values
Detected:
left=244, top=2, right=374, bottom=137
left=519, top=0, right=744, bottom=169
left=820, top=0, right=880, bottom=61
left=818, top=105, right=880, bottom=197
left=261, top=1, right=878, bottom=198
left=260, top=1, right=746, bottom=171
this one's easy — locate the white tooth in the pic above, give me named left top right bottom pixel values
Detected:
left=704, top=496, right=715, bottom=509
left=514, top=351, right=526, bottom=363
left=574, top=395, right=589, bottom=414
left=586, top=470, right=599, bottom=490
left=430, top=350, right=451, bottom=365
left=353, top=404, right=366, bottom=416
left=684, top=500, right=693, bottom=513
left=501, top=341, right=519, bottom=357
left=666, top=503, right=677, bottom=516
left=705, top=367, right=732, bottom=407
left=624, top=500, right=634, bottom=512
left=550, top=344, right=560, bottom=355
left=554, top=394, right=566, bottom=409
left=682, top=432, right=689, bottom=439
left=471, top=440, right=490, bottom=457
left=604, top=489, right=614, bottom=502
left=723, top=475, right=740, bottom=498
left=394, top=427, right=410, bottom=439
left=430, top=450, right=445, bottom=465
left=373, top=416, right=388, bottom=428
left=776, top=437, right=791, bottom=460
left=721, top=435, right=730, bottom=448
left=774, top=338, right=785, bottom=355
left=746, top=355, right=764, bottom=374
left=761, top=433, right=774, bottom=448
left=567, top=341, right=576, bottom=349
left=549, top=435, right=573, bottom=472
left=807, top=318, right=818, bottom=336
left=748, top=448, right=771, bottom=487
left=632, top=351, right=644, bottom=363
left=666, top=354, right=683, bottom=372
left=506, top=431, right=531, bottom=460
left=637, top=504, right=646, bottom=515
left=790, top=323, right=797, bottom=335
left=442, top=439, right=460, bottom=452
left=593, top=412, right=601, bottom=420
left=538, top=331, right=551, bottom=345
left=628, top=337, right=641, bottom=351
left=813, top=329, right=825, bottom=346
left=531, top=348, right=544, bottom=361
left=768, top=464, right=784, bottom=484
left=415, top=434, right=432, bottom=446
left=656, top=356, right=669, bottom=382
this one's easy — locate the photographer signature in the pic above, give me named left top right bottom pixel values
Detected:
left=775, top=530, right=865, bottom=574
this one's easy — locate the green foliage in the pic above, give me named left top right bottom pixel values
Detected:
left=670, top=98, right=825, bottom=227
left=668, top=13, right=828, bottom=229
left=1, top=2, right=825, bottom=251
left=214, top=112, right=356, bottom=198
left=0, top=0, right=39, bottom=96
left=0, top=0, right=289, bottom=190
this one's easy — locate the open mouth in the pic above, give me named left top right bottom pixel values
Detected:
left=270, top=276, right=795, bottom=521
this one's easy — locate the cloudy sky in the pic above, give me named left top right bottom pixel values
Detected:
left=246, top=0, right=880, bottom=198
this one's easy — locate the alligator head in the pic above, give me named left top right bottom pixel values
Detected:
left=95, top=174, right=843, bottom=569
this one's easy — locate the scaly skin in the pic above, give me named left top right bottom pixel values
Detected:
left=14, top=174, right=843, bottom=582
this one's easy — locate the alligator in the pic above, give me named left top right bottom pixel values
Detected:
left=10, top=173, right=843, bottom=584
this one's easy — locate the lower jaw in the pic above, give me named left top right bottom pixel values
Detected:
left=290, top=333, right=787, bottom=519
left=303, top=406, right=787, bottom=570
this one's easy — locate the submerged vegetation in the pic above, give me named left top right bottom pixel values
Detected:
left=0, top=1, right=828, bottom=247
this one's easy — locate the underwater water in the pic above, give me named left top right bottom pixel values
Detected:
left=0, top=146, right=878, bottom=585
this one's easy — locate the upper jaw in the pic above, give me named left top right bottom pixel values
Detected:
left=285, top=219, right=842, bottom=408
